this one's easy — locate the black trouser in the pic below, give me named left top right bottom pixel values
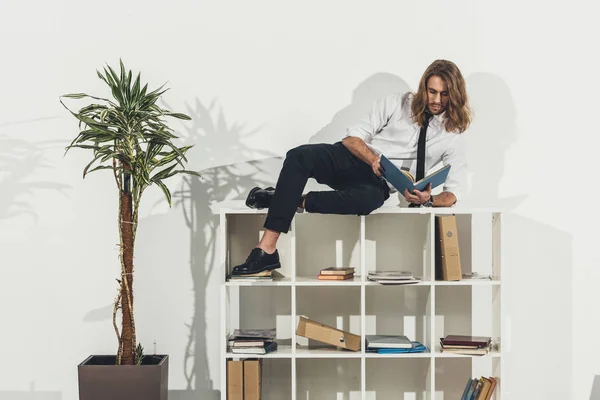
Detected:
left=264, top=141, right=390, bottom=233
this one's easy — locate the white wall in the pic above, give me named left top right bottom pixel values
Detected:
left=0, top=0, right=598, bottom=399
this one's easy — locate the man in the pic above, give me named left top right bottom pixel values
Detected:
left=233, top=59, right=471, bottom=275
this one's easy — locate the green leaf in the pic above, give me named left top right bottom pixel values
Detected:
left=154, top=179, right=172, bottom=207
left=86, top=165, right=114, bottom=175
left=66, top=144, right=102, bottom=151
left=150, top=164, right=177, bottom=181
left=82, top=153, right=104, bottom=178
left=166, top=169, right=201, bottom=179
left=164, top=112, right=192, bottom=120
left=132, top=72, right=141, bottom=104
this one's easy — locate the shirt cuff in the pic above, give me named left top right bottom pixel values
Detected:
left=442, top=186, right=461, bottom=203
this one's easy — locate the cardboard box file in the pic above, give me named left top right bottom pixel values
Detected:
left=244, top=359, right=262, bottom=400
left=227, top=360, right=244, bottom=400
left=296, top=316, right=360, bottom=351
left=435, top=215, right=462, bottom=281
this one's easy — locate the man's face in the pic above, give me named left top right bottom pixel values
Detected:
left=426, top=75, right=449, bottom=115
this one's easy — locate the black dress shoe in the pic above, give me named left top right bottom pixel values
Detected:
left=245, top=186, right=275, bottom=209
left=231, top=248, right=281, bottom=275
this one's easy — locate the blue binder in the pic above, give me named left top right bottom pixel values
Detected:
left=380, top=155, right=451, bottom=194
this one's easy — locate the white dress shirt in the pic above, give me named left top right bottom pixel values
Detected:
left=344, top=91, right=468, bottom=201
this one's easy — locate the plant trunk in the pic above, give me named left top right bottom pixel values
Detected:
left=120, top=189, right=135, bottom=365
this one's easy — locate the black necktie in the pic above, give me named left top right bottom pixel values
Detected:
left=409, top=112, right=433, bottom=207
left=416, top=112, right=433, bottom=182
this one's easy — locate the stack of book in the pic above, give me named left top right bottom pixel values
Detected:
left=365, top=334, right=427, bottom=354
left=460, top=376, right=497, bottom=400
left=228, top=270, right=274, bottom=282
left=228, top=328, right=278, bottom=355
left=367, top=270, right=420, bottom=285
left=317, top=267, right=355, bottom=281
left=440, top=335, right=492, bottom=355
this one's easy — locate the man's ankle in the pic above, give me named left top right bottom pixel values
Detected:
left=257, top=243, right=276, bottom=254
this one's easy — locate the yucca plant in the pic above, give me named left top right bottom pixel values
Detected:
left=61, top=60, right=199, bottom=366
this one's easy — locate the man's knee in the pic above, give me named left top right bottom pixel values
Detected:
left=285, top=144, right=319, bottom=168
left=286, top=145, right=309, bottom=162
left=356, top=188, right=386, bottom=215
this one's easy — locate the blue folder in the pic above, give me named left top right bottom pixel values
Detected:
left=368, top=341, right=428, bottom=354
left=379, top=155, right=451, bottom=194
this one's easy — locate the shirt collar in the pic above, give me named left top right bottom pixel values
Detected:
left=430, top=111, right=446, bottom=128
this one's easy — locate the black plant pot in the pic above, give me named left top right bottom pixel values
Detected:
left=78, top=354, right=168, bottom=400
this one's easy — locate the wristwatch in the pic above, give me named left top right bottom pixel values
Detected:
left=423, top=195, right=434, bottom=208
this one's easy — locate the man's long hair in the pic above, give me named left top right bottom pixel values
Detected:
left=411, top=60, right=472, bottom=133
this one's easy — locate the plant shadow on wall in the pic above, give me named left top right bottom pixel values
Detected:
left=0, top=135, right=70, bottom=224
left=167, top=98, right=277, bottom=400
left=0, top=133, right=68, bottom=399
left=167, top=73, right=414, bottom=399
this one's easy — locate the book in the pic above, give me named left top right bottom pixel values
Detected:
left=440, top=347, right=489, bottom=356
left=230, top=328, right=276, bottom=340
left=317, top=273, right=354, bottom=280
left=366, top=341, right=427, bottom=353
left=319, top=267, right=355, bottom=276
left=366, top=335, right=412, bottom=349
left=230, top=341, right=278, bottom=355
left=228, top=339, right=267, bottom=347
left=228, top=270, right=274, bottom=281
left=380, top=154, right=451, bottom=193
left=440, top=335, right=491, bottom=347
left=460, top=377, right=472, bottom=400
left=367, top=271, right=420, bottom=285
left=368, top=278, right=420, bottom=285
left=460, top=376, right=498, bottom=400
left=367, top=271, right=413, bottom=280
left=462, top=272, right=492, bottom=280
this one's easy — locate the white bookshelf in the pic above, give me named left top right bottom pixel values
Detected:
left=219, top=205, right=504, bottom=400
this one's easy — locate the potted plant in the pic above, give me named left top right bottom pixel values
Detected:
left=61, top=60, right=198, bottom=400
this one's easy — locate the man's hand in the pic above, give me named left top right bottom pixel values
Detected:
left=403, top=183, right=432, bottom=204
left=371, top=157, right=383, bottom=177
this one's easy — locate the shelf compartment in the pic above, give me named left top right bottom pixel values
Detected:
left=435, top=358, right=501, bottom=400
left=225, top=213, right=293, bottom=279
left=365, top=285, right=432, bottom=351
left=295, top=213, right=361, bottom=280
left=434, top=285, right=501, bottom=359
left=365, top=213, right=432, bottom=281
left=295, top=286, right=361, bottom=352
left=366, top=358, right=432, bottom=400
left=262, top=359, right=292, bottom=399
left=296, top=358, right=361, bottom=398
left=225, top=286, right=292, bottom=357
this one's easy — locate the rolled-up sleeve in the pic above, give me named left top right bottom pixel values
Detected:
left=344, top=92, right=402, bottom=143
left=442, top=134, right=468, bottom=202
